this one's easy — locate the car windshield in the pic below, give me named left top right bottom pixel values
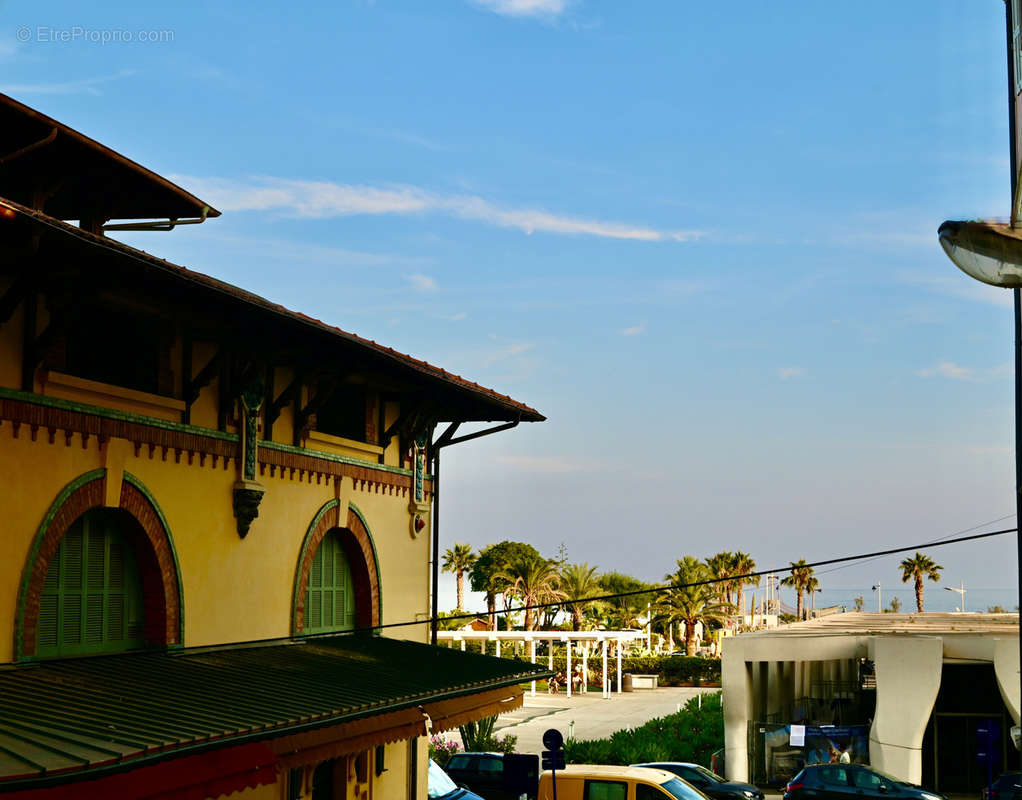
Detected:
left=427, top=759, right=460, bottom=799
left=690, top=765, right=725, bottom=784
left=661, top=778, right=711, bottom=800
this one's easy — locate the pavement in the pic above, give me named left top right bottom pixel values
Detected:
left=492, top=686, right=719, bottom=755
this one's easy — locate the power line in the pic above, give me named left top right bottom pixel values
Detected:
left=362, top=524, right=1017, bottom=635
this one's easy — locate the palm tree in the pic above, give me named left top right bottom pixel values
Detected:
left=853, top=596, right=864, bottom=612
left=655, top=556, right=731, bottom=655
left=442, top=543, right=477, bottom=611
left=560, top=563, right=602, bottom=631
left=705, top=552, right=737, bottom=608
left=804, top=575, right=820, bottom=617
left=497, top=554, right=564, bottom=630
left=899, top=552, right=943, bottom=612
left=731, top=551, right=758, bottom=618
left=780, top=559, right=815, bottom=621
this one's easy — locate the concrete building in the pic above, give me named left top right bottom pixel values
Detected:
left=722, top=612, right=1020, bottom=794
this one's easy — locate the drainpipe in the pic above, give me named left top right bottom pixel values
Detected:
left=430, top=418, right=520, bottom=645
left=102, top=205, right=211, bottom=232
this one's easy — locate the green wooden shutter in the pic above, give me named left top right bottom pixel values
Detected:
left=37, top=511, right=146, bottom=658
left=305, top=532, right=355, bottom=634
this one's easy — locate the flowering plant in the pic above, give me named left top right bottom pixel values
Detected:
left=429, top=735, right=461, bottom=766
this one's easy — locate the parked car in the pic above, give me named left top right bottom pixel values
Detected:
left=784, top=765, right=946, bottom=800
left=633, top=762, right=764, bottom=800
left=984, top=772, right=1022, bottom=800
left=444, top=752, right=520, bottom=800
left=428, top=758, right=486, bottom=800
left=539, top=765, right=711, bottom=800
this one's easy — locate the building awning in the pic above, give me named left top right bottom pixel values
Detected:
left=0, top=634, right=551, bottom=794
left=0, top=92, right=220, bottom=222
left=0, top=198, right=545, bottom=424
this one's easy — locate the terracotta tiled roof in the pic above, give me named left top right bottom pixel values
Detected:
left=0, top=197, right=544, bottom=422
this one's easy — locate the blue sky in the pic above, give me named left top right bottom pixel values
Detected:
left=2, top=1, right=1018, bottom=614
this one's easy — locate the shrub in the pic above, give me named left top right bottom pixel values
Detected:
left=563, top=691, right=723, bottom=767
left=512, top=653, right=720, bottom=687
left=429, top=735, right=461, bottom=766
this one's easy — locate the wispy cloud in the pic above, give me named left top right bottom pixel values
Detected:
left=407, top=273, right=437, bottom=292
left=620, top=324, right=645, bottom=336
left=916, top=362, right=973, bottom=381
left=484, top=342, right=536, bottom=366
left=444, top=312, right=468, bottom=321
left=471, top=0, right=570, bottom=19
left=496, top=455, right=601, bottom=473
left=171, top=175, right=701, bottom=243
left=778, top=367, right=805, bottom=380
left=1, top=69, right=136, bottom=96
left=915, top=361, right=1011, bottom=381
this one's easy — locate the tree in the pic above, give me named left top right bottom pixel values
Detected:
left=705, top=552, right=736, bottom=608
left=731, top=551, right=758, bottom=618
left=853, top=596, right=865, bottom=612
left=560, top=563, right=602, bottom=631
left=886, top=597, right=903, bottom=613
left=654, top=556, right=730, bottom=655
left=598, top=571, right=655, bottom=628
left=496, top=553, right=564, bottom=631
left=442, top=543, right=477, bottom=612
left=804, top=575, right=820, bottom=617
left=780, top=559, right=815, bottom=621
left=470, top=541, right=541, bottom=630
left=899, top=552, right=942, bottom=613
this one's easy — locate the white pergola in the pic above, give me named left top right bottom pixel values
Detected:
left=437, top=630, right=646, bottom=699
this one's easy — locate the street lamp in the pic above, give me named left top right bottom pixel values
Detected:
left=872, top=583, right=882, bottom=613
left=935, top=0, right=1022, bottom=750
left=945, top=583, right=967, bottom=613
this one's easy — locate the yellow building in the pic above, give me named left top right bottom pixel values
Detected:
left=0, top=93, right=547, bottom=799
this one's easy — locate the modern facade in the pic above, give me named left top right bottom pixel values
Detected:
left=0, top=93, right=548, bottom=799
left=722, top=612, right=1020, bottom=794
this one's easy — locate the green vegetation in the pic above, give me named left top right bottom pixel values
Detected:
left=899, top=552, right=942, bottom=613
left=564, top=691, right=723, bottom=765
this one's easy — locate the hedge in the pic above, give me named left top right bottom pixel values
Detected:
left=508, top=653, right=720, bottom=687
left=564, top=691, right=723, bottom=766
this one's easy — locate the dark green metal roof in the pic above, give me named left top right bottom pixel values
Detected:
left=0, top=634, right=550, bottom=785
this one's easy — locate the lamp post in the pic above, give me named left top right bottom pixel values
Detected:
left=936, top=0, right=1022, bottom=749
left=945, top=582, right=967, bottom=613
left=872, top=583, right=882, bottom=613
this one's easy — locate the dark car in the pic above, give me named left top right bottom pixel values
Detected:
left=444, top=752, right=519, bottom=800
left=633, top=762, right=764, bottom=800
left=428, top=758, right=486, bottom=800
left=984, top=772, right=1022, bottom=800
left=784, top=765, right=946, bottom=800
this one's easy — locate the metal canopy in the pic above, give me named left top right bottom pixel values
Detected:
left=0, top=634, right=550, bottom=786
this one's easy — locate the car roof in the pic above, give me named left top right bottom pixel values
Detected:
left=453, top=752, right=503, bottom=757
left=633, top=762, right=701, bottom=768
left=543, top=765, right=678, bottom=782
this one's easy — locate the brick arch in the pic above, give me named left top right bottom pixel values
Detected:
left=16, top=470, right=184, bottom=660
left=292, top=500, right=382, bottom=635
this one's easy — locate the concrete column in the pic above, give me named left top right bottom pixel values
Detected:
left=530, top=639, right=537, bottom=698
left=602, top=640, right=609, bottom=699
left=868, top=636, right=942, bottom=784
left=994, top=638, right=1021, bottom=724
left=780, top=662, right=796, bottom=710
left=809, top=661, right=823, bottom=697
left=617, top=640, right=622, bottom=695
left=495, top=639, right=502, bottom=658
left=723, top=645, right=753, bottom=782
left=755, top=662, right=769, bottom=721
left=459, top=639, right=465, bottom=652
left=767, top=662, right=783, bottom=718
left=566, top=640, right=572, bottom=698
left=582, top=645, right=589, bottom=694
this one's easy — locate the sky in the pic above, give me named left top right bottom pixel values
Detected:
left=1, top=0, right=1018, bottom=616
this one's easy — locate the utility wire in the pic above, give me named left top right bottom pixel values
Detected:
left=350, top=524, right=1018, bottom=636
left=813, top=512, right=1016, bottom=577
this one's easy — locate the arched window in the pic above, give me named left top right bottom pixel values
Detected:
left=305, top=531, right=355, bottom=634
left=37, top=509, right=146, bottom=657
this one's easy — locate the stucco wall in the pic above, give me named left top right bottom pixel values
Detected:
left=0, top=420, right=431, bottom=662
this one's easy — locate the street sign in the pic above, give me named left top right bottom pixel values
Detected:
left=543, top=728, right=564, bottom=751
left=542, top=750, right=566, bottom=770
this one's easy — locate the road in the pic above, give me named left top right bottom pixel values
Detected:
left=492, top=686, right=719, bottom=755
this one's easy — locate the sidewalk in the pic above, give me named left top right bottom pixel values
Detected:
left=492, top=686, right=718, bottom=755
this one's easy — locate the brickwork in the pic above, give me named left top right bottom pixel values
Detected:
left=19, top=473, right=183, bottom=658
left=294, top=503, right=381, bottom=634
